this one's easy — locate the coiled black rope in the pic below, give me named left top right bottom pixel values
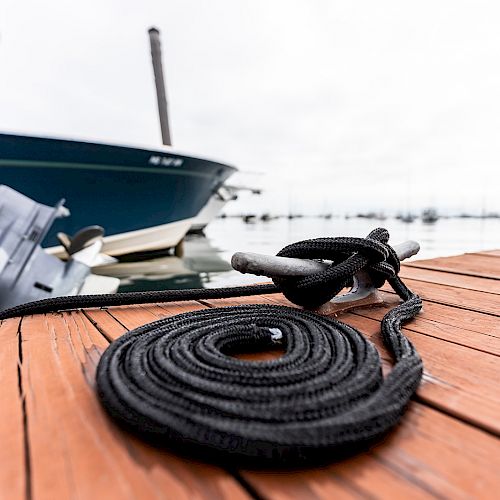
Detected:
left=0, top=228, right=423, bottom=465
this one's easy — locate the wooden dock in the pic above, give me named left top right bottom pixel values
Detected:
left=1, top=250, right=499, bottom=499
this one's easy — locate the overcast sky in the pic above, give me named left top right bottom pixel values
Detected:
left=1, top=1, right=499, bottom=214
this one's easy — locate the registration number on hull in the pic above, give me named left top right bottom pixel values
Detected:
left=149, top=155, right=184, bottom=167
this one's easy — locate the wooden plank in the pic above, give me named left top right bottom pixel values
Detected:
left=407, top=254, right=500, bottom=279
left=412, top=299, right=500, bottom=337
left=18, top=312, right=250, bottom=500
left=340, top=312, right=500, bottom=435
left=470, top=249, right=500, bottom=257
left=241, top=403, right=500, bottom=499
left=355, top=298, right=500, bottom=355
left=400, top=265, right=500, bottom=294
left=83, top=301, right=206, bottom=341
left=0, top=318, right=26, bottom=500
left=381, top=278, right=499, bottom=316
left=102, top=301, right=207, bottom=331
left=199, top=294, right=281, bottom=308
left=82, top=307, right=128, bottom=341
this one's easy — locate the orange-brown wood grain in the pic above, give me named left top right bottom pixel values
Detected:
left=406, top=254, right=500, bottom=279
left=355, top=300, right=500, bottom=357
left=73, top=293, right=500, bottom=498
left=1, top=249, right=499, bottom=499
left=241, top=402, right=500, bottom=499
left=381, top=278, right=499, bottom=316
left=16, top=312, right=249, bottom=500
left=473, top=249, right=500, bottom=257
left=0, top=318, right=25, bottom=500
left=341, top=312, right=500, bottom=435
left=400, top=265, right=500, bottom=294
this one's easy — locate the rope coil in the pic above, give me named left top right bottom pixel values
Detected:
left=0, top=228, right=423, bottom=465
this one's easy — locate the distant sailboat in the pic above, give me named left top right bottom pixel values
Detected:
left=396, top=212, right=417, bottom=223
left=421, top=208, right=439, bottom=224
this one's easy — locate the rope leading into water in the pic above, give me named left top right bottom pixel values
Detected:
left=0, top=228, right=423, bottom=465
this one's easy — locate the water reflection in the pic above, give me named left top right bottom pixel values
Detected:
left=94, top=234, right=233, bottom=292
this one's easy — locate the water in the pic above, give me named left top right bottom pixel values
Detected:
left=102, top=217, right=500, bottom=292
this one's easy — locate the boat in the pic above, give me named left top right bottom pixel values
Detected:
left=0, top=30, right=236, bottom=257
left=356, top=211, right=387, bottom=221
left=421, top=208, right=439, bottom=224
left=396, top=212, right=417, bottom=223
left=0, top=133, right=236, bottom=255
left=0, top=185, right=119, bottom=311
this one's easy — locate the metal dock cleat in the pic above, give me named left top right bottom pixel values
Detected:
left=232, top=240, right=420, bottom=315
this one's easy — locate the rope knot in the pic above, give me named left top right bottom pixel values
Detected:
left=273, top=228, right=400, bottom=308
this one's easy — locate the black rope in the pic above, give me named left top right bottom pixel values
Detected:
left=0, top=282, right=278, bottom=320
left=0, top=228, right=423, bottom=465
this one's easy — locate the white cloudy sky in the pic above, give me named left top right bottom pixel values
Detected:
left=1, top=1, right=499, bottom=215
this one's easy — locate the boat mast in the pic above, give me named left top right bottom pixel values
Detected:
left=148, top=27, right=172, bottom=146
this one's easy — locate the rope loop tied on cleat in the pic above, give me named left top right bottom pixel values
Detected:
left=274, top=227, right=401, bottom=307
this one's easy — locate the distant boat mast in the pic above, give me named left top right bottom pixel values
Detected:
left=148, top=27, right=172, bottom=146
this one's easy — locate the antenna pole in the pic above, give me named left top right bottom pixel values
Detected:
left=148, top=27, right=172, bottom=146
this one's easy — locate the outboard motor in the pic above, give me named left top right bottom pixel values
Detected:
left=0, top=185, right=118, bottom=311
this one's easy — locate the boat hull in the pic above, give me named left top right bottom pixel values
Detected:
left=0, top=134, right=236, bottom=250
